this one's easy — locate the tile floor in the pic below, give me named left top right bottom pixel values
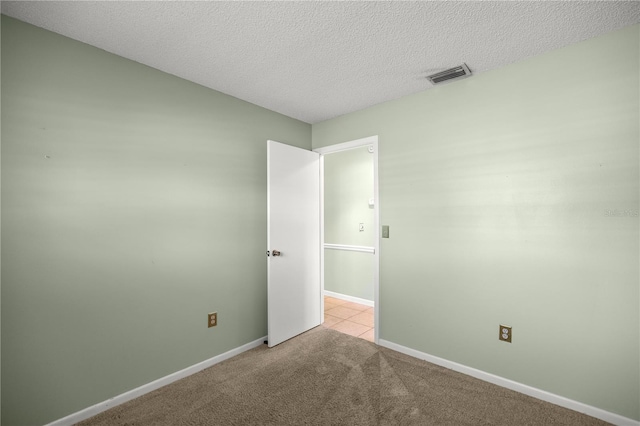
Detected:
left=322, top=296, right=374, bottom=342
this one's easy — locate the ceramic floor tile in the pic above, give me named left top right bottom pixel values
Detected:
left=325, top=305, right=361, bottom=320
left=324, top=296, right=348, bottom=306
left=330, top=320, right=371, bottom=338
left=324, top=297, right=375, bottom=342
left=350, top=311, right=374, bottom=327
left=322, top=314, right=343, bottom=328
left=324, top=302, right=339, bottom=312
left=358, top=328, right=375, bottom=342
left=340, top=301, right=370, bottom=312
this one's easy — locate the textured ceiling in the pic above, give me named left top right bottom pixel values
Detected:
left=2, top=1, right=639, bottom=124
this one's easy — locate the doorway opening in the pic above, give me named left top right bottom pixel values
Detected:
left=314, top=136, right=379, bottom=344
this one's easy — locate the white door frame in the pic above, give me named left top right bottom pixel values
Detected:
left=314, top=135, right=380, bottom=344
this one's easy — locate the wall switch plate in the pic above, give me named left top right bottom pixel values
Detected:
left=208, top=312, right=217, bottom=328
left=382, top=225, right=389, bottom=238
left=499, top=325, right=512, bottom=343
left=359, top=223, right=364, bottom=232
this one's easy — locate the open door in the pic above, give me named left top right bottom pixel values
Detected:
left=267, top=140, right=321, bottom=347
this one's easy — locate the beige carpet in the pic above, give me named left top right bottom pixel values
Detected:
left=78, top=327, right=609, bottom=425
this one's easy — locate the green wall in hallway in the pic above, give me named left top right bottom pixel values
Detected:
left=324, top=147, right=374, bottom=301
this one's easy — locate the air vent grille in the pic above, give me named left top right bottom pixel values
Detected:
left=427, top=63, right=471, bottom=85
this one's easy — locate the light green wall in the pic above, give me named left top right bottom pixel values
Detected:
left=324, top=147, right=374, bottom=301
left=314, top=24, right=640, bottom=421
left=324, top=249, right=373, bottom=301
left=1, top=16, right=311, bottom=426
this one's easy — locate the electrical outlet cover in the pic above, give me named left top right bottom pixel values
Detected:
left=208, top=312, right=217, bottom=328
left=499, top=325, right=512, bottom=343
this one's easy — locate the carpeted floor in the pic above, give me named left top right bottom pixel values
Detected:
left=78, top=327, right=610, bottom=425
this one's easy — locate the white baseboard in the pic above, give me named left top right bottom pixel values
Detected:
left=378, top=339, right=639, bottom=426
left=46, top=336, right=268, bottom=426
left=324, top=290, right=374, bottom=307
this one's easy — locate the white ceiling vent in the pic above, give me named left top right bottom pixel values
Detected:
left=427, top=63, right=472, bottom=85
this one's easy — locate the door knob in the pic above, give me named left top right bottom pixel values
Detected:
left=272, top=250, right=281, bottom=257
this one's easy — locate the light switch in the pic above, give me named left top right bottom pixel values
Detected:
left=359, top=223, right=364, bottom=232
left=382, top=225, right=389, bottom=238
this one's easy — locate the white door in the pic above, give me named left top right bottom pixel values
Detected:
left=267, top=140, right=321, bottom=347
